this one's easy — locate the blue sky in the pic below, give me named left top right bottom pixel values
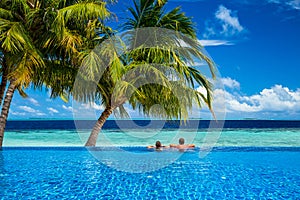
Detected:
left=8, top=0, right=300, bottom=120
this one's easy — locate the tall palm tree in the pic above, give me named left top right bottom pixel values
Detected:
left=0, top=0, right=45, bottom=147
left=0, top=0, right=113, bottom=147
left=80, top=0, right=216, bottom=146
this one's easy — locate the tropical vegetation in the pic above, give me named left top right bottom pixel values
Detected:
left=0, top=0, right=216, bottom=147
left=0, top=0, right=113, bottom=147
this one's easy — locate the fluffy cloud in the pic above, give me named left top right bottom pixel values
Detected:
left=203, top=5, right=245, bottom=38
left=244, top=85, right=300, bottom=112
left=18, top=106, right=46, bottom=116
left=215, top=5, right=244, bottom=34
left=196, top=77, right=300, bottom=119
left=81, top=102, right=104, bottom=110
left=71, top=101, right=105, bottom=119
left=28, top=98, right=39, bottom=106
left=10, top=111, right=26, bottom=116
left=36, top=112, right=47, bottom=116
left=62, top=105, right=73, bottom=112
left=213, top=83, right=300, bottom=117
left=19, top=106, right=38, bottom=113
left=221, top=77, right=240, bottom=89
left=47, top=107, right=59, bottom=114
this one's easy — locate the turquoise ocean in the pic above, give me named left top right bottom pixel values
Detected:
left=3, top=120, right=300, bottom=147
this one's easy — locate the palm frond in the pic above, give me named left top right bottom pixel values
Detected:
left=0, top=21, right=33, bottom=53
left=58, top=2, right=110, bottom=22
left=7, top=48, right=45, bottom=87
left=0, top=8, right=13, bottom=19
left=120, top=0, right=216, bottom=119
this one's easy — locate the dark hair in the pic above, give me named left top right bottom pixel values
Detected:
left=179, top=138, right=185, bottom=145
left=155, top=141, right=162, bottom=149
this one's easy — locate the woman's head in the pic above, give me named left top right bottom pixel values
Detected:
left=155, top=141, right=162, bottom=149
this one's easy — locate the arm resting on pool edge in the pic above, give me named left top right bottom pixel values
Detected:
left=169, top=144, right=195, bottom=148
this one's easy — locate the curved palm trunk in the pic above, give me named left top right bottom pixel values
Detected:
left=0, top=80, right=16, bottom=147
left=85, top=105, right=114, bottom=146
left=0, top=60, right=8, bottom=104
left=0, top=74, right=8, bottom=105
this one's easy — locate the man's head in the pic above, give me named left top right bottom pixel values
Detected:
left=179, top=138, right=185, bottom=145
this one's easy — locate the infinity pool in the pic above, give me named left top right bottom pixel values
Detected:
left=1, top=147, right=300, bottom=199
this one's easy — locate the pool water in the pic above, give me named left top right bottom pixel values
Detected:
left=1, top=147, right=300, bottom=199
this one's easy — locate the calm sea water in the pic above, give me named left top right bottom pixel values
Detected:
left=3, top=120, right=300, bottom=147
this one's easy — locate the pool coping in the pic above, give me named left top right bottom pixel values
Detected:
left=1, top=146, right=300, bottom=152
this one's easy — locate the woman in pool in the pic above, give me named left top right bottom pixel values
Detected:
left=170, top=138, right=195, bottom=149
left=147, top=141, right=168, bottom=150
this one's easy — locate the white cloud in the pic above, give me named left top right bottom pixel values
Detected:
left=47, top=107, right=59, bottom=113
left=221, top=77, right=240, bottom=89
left=28, top=98, right=39, bottom=106
left=62, top=105, right=73, bottom=112
left=19, top=106, right=37, bottom=113
left=203, top=5, right=245, bottom=39
left=180, top=38, right=232, bottom=47
left=36, top=112, right=46, bottom=116
left=81, top=102, right=104, bottom=111
left=267, top=0, right=300, bottom=10
left=180, top=38, right=231, bottom=48
left=18, top=106, right=46, bottom=116
left=214, top=83, right=300, bottom=115
left=215, top=5, right=244, bottom=36
left=287, top=0, right=300, bottom=9
left=195, top=78, right=300, bottom=119
left=171, top=0, right=300, bottom=10
left=249, top=85, right=300, bottom=111
left=197, top=86, right=208, bottom=97
left=10, top=111, right=26, bottom=116
left=198, top=40, right=233, bottom=46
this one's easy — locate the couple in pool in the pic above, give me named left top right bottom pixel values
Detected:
left=148, top=138, right=195, bottom=151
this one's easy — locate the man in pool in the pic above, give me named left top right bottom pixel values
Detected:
left=170, top=138, right=195, bottom=149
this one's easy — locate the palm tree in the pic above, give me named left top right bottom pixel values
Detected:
left=0, top=0, right=45, bottom=147
left=27, top=0, right=113, bottom=97
left=80, top=0, right=216, bottom=146
left=0, top=0, right=113, bottom=147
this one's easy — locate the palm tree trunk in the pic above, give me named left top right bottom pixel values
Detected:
left=0, top=59, right=8, bottom=104
left=0, top=80, right=16, bottom=147
left=85, top=105, right=114, bottom=146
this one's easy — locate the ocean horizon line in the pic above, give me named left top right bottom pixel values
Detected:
left=5, top=119, right=300, bottom=130
left=7, top=118, right=300, bottom=121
